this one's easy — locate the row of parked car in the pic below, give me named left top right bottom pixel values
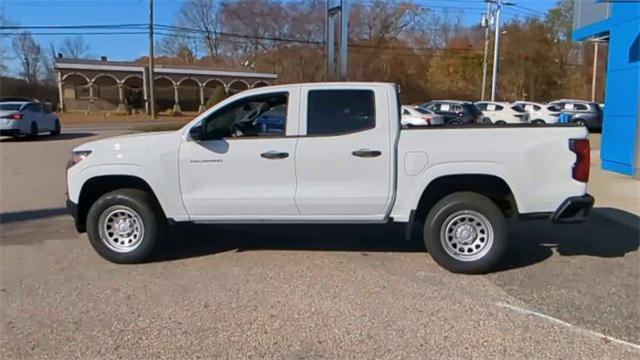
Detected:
left=402, top=99, right=604, bottom=131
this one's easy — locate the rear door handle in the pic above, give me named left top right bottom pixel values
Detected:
left=261, top=151, right=289, bottom=160
left=352, top=149, right=382, bottom=158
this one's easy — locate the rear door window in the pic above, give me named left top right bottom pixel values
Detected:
left=26, top=104, right=41, bottom=113
left=307, top=90, right=375, bottom=136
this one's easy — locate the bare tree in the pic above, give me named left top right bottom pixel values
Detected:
left=0, top=8, right=12, bottom=75
left=158, top=36, right=198, bottom=64
left=61, top=35, right=90, bottom=59
left=178, top=0, right=222, bottom=58
left=12, top=31, right=42, bottom=83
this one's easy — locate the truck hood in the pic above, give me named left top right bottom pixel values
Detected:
left=73, top=131, right=183, bottom=156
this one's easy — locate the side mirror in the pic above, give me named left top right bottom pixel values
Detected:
left=189, top=125, right=203, bottom=141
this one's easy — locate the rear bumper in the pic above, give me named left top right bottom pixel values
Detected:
left=550, top=194, right=594, bottom=224
left=66, top=199, right=86, bottom=233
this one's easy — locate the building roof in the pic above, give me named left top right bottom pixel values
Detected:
left=54, top=58, right=277, bottom=79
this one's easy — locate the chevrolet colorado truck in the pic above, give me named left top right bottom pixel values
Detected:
left=66, top=82, right=593, bottom=273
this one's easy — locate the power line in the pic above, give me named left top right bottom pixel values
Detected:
left=0, top=24, right=148, bottom=30
left=0, top=31, right=149, bottom=36
left=513, top=4, right=547, bottom=16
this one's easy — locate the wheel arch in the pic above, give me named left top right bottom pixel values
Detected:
left=76, top=175, right=165, bottom=232
left=414, top=174, right=518, bottom=224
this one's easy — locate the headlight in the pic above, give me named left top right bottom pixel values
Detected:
left=70, top=150, right=92, bottom=167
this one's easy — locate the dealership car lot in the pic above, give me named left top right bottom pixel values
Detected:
left=0, top=129, right=638, bottom=359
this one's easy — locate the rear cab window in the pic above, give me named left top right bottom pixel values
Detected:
left=307, top=90, right=375, bottom=135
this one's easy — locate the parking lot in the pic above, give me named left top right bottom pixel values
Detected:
left=0, top=128, right=638, bottom=359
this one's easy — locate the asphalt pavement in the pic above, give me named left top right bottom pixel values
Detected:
left=0, top=130, right=638, bottom=359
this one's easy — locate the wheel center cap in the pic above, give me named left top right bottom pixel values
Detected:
left=455, top=224, right=477, bottom=244
left=116, top=221, right=131, bottom=234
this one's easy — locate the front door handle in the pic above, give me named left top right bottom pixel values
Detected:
left=352, top=149, right=382, bottom=158
left=261, top=151, right=289, bottom=160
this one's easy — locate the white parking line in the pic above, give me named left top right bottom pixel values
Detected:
left=496, top=302, right=640, bottom=351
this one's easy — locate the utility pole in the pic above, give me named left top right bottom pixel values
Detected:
left=591, top=41, right=600, bottom=102
left=339, top=0, right=348, bottom=80
left=485, top=0, right=514, bottom=101
left=326, top=0, right=349, bottom=80
left=148, top=0, right=156, bottom=119
left=480, top=3, right=493, bottom=101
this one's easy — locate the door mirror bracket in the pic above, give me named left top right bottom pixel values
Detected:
left=189, top=125, right=203, bottom=141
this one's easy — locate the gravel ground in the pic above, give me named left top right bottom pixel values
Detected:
left=0, top=130, right=638, bottom=359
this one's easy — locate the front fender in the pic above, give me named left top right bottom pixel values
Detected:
left=68, top=163, right=189, bottom=221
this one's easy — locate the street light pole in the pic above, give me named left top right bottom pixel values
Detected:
left=486, top=0, right=514, bottom=102
left=480, top=3, right=493, bottom=101
left=591, top=41, right=599, bottom=102
left=148, top=0, right=156, bottom=119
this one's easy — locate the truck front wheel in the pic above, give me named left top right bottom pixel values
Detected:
left=86, top=189, right=164, bottom=263
left=424, top=192, right=507, bottom=274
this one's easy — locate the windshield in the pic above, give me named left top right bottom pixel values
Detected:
left=0, top=104, right=22, bottom=111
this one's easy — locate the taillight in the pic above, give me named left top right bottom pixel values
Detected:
left=5, top=113, right=23, bottom=120
left=570, top=139, right=590, bottom=182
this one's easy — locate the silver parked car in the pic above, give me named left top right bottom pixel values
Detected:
left=0, top=101, right=61, bottom=138
left=548, top=99, right=603, bottom=131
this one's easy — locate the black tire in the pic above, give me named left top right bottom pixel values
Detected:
left=573, top=119, right=587, bottom=127
left=532, top=119, right=545, bottom=125
left=87, top=189, right=165, bottom=264
left=495, top=120, right=507, bottom=125
left=50, top=119, right=61, bottom=136
left=424, top=192, right=507, bottom=274
left=28, top=122, right=38, bottom=138
left=448, top=120, right=462, bottom=125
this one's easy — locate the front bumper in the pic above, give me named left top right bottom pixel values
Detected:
left=66, top=199, right=86, bottom=233
left=0, top=129, right=21, bottom=136
left=550, top=194, right=594, bottom=224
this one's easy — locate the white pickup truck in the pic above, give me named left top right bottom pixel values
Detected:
left=66, top=82, right=593, bottom=273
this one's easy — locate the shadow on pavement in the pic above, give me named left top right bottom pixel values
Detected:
left=0, top=207, right=68, bottom=225
left=152, top=223, right=419, bottom=262
left=0, top=132, right=95, bottom=142
left=154, top=207, right=639, bottom=268
left=3, top=204, right=636, bottom=273
left=494, top=207, right=639, bottom=272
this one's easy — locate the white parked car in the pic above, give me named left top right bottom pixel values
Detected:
left=0, top=101, right=61, bottom=138
left=511, top=101, right=561, bottom=125
left=411, top=106, right=445, bottom=125
left=474, top=101, right=529, bottom=125
left=66, top=82, right=593, bottom=274
left=401, top=106, right=444, bottom=126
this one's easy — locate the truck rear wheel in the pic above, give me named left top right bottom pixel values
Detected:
left=86, top=189, right=164, bottom=263
left=424, top=192, right=507, bottom=274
